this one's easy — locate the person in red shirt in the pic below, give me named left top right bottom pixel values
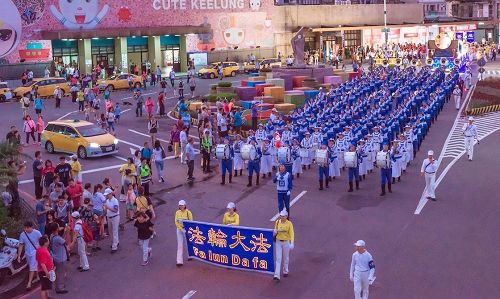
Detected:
left=36, top=236, right=54, bottom=299
left=158, top=91, right=165, bottom=116
left=65, top=178, right=83, bottom=210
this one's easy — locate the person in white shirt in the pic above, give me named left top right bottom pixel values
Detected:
left=17, top=221, right=42, bottom=290
left=462, top=116, right=478, bottom=161
left=420, top=150, right=439, bottom=201
left=71, top=212, right=90, bottom=271
left=452, top=85, right=462, bottom=110
left=44, top=67, right=50, bottom=78
left=350, top=240, right=375, bottom=299
left=103, top=188, right=120, bottom=253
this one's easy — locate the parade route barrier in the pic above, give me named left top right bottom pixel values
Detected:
left=466, top=104, right=500, bottom=115
left=183, top=220, right=275, bottom=275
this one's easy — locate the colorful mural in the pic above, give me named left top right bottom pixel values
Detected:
left=0, top=0, right=274, bottom=64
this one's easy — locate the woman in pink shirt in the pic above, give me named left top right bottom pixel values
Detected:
left=23, top=114, right=37, bottom=145
left=145, top=97, right=154, bottom=118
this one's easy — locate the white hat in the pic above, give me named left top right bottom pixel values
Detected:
left=279, top=209, right=288, bottom=217
left=178, top=200, right=186, bottom=206
left=354, top=240, right=366, bottom=247
left=427, top=150, right=434, bottom=156
left=103, top=188, right=113, bottom=196
left=71, top=211, right=80, bottom=218
left=226, top=202, right=236, bottom=209
left=468, top=116, right=474, bottom=121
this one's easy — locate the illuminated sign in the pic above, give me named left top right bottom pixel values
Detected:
left=456, top=24, right=477, bottom=31
left=466, top=31, right=475, bottom=43
left=455, top=32, right=464, bottom=40
left=183, top=220, right=275, bottom=274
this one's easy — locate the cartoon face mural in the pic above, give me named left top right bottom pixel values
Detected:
left=0, top=0, right=22, bottom=58
left=49, top=0, right=109, bottom=30
left=219, top=15, right=245, bottom=47
left=249, top=0, right=261, bottom=11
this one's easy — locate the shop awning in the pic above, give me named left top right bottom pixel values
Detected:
left=311, top=20, right=499, bottom=33
left=41, top=26, right=210, bottom=40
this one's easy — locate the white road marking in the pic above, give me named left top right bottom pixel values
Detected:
left=113, top=155, right=128, bottom=161
left=117, top=138, right=142, bottom=148
left=128, top=129, right=170, bottom=144
left=120, top=108, right=132, bottom=114
left=270, top=191, right=307, bottom=221
left=181, top=290, right=197, bottom=299
left=19, top=163, right=123, bottom=185
left=57, top=110, right=78, bottom=120
left=414, top=83, right=500, bottom=214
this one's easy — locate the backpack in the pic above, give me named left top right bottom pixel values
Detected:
left=76, top=222, right=94, bottom=243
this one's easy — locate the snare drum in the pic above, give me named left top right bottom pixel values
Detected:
left=241, top=144, right=256, bottom=160
left=299, top=148, right=309, bottom=158
left=376, top=151, right=390, bottom=168
left=216, top=144, right=230, bottom=160
left=344, top=152, right=358, bottom=168
left=277, top=147, right=291, bottom=164
left=315, top=149, right=328, bottom=164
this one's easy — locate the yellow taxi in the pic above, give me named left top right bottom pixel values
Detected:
left=197, top=62, right=239, bottom=79
left=97, top=73, right=143, bottom=91
left=243, top=58, right=282, bottom=73
left=0, top=82, right=13, bottom=102
left=13, top=77, right=70, bottom=98
left=41, top=120, right=119, bottom=159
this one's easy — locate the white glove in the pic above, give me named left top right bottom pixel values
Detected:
left=182, top=229, right=186, bottom=234
left=286, top=191, right=291, bottom=196
left=350, top=276, right=354, bottom=282
left=369, top=276, right=376, bottom=285
left=289, top=242, right=294, bottom=250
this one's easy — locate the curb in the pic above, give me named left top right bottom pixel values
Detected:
left=466, top=104, right=500, bottom=116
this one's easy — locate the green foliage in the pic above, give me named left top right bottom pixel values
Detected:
left=0, top=203, right=24, bottom=238
left=0, top=142, right=22, bottom=188
left=204, top=93, right=236, bottom=102
left=217, top=81, right=232, bottom=87
left=210, top=84, right=218, bottom=91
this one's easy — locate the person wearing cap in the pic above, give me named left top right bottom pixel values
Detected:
left=247, top=138, right=262, bottom=187
left=346, top=144, right=361, bottom=192
left=462, top=116, right=478, bottom=161
left=421, top=150, right=439, bottom=201
left=453, top=85, right=462, bottom=110
left=103, top=188, right=120, bottom=253
left=290, top=138, right=303, bottom=178
left=300, top=132, right=313, bottom=169
left=349, top=240, right=376, bottom=299
left=255, top=124, right=266, bottom=146
left=379, top=143, right=392, bottom=196
left=219, top=137, right=234, bottom=185
left=222, top=202, right=239, bottom=226
left=273, top=209, right=294, bottom=281
left=175, top=200, right=193, bottom=266
left=273, top=164, right=293, bottom=214
left=232, top=134, right=244, bottom=177
left=328, top=138, right=340, bottom=179
left=260, top=138, right=273, bottom=178
left=70, top=211, right=90, bottom=272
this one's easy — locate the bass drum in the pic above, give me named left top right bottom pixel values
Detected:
left=277, top=147, right=291, bottom=164
left=344, top=152, right=358, bottom=168
left=376, top=151, right=390, bottom=168
left=216, top=144, right=230, bottom=160
left=241, top=144, right=256, bottom=160
left=315, top=149, right=328, bottom=164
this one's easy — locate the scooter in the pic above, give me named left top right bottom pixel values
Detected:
left=0, top=229, right=27, bottom=285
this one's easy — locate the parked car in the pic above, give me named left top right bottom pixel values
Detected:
left=0, top=82, right=13, bottom=102
left=13, top=77, right=70, bottom=98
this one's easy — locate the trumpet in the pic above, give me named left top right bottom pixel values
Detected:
left=411, top=59, right=418, bottom=66
left=426, top=58, right=433, bottom=66
left=440, top=57, right=447, bottom=66
left=382, top=59, right=389, bottom=67
left=395, top=58, right=402, bottom=66
left=454, top=58, right=460, bottom=66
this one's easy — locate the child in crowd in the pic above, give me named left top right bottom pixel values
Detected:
left=84, top=104, right=91, bottom=121
left=133, top=212, right=154, bottom=266
left=114, top=103, right=121, bottom=124
left=126, top=183, right=137, bottom=220
left=93, top=98, right=101, bottom=120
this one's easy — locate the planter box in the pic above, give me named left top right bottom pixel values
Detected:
left=216, top=86, right=234, bottom=94
left=264, top=86, right=285, bottom=100
left=284, top=91, right=305, bottom=107
left=255, top=83, right=274, bottom=96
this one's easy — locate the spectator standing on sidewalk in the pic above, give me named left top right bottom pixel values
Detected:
left=180, top=127, right=188, bottom=164
left=36, top=115, right=45, bottom=145
left=70, top=212, right=90, bottom=272
left=50, top=224, right=68, bottom=294
left=23, top=115, right=37, bottom=146
left=104, top=188, right=120, bottom=253
left=35, top=195, right=51, bottom=235
left=18, top=221, right=42, bottom=290
left=185, top=137, right=196, bottom=181
left=170, top=125, right=181, bottom=159
left=33, top=151, right=44, bottom=199
left=36, top=236, right=54, bottom=299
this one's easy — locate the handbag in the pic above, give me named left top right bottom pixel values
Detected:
left=48, top=270, right=56, bottom=282
left=167, top=145, right=173, bottom=152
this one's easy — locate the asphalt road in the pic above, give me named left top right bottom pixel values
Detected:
left=3, top=67, right=499, bottom=299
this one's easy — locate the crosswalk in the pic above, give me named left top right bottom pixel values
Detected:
left=483, top=69, right=500, bottom=78
left=441, top=112, right=500, bottom=159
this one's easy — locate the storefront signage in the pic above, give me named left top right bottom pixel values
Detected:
left=456, top=24, right=477, bottom=31
left=466, top=31, right=475, bottom=43
left=183, top=220, right=275, bottom=274
left=152, top=0, right=247, bottom=10
left=404, top=33, right=419, bottom=38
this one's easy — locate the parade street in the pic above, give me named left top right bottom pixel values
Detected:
left=3, top=74, right=498, bottom=299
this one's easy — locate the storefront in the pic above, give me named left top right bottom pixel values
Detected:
left=362, top=26, right=428, bottom=47
left=91, top=38, right=115, bottom=73
left=160, top=35, right=181, bottom=72
left=52, top=40, right=79, bottom=67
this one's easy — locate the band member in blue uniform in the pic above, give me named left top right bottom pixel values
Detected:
left=247, top=138, right=262, bottom=187
left=273, top=164, right=293, bottom=215
left=218, top=137, right=234, bottom=185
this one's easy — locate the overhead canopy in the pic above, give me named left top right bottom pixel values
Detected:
left=41, top=26, right=209, bottom=40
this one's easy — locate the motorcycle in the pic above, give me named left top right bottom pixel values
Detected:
left=0, top=229, right=27, bottom=285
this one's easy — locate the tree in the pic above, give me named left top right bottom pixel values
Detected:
left=0, top=141, right=29, bottom=219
